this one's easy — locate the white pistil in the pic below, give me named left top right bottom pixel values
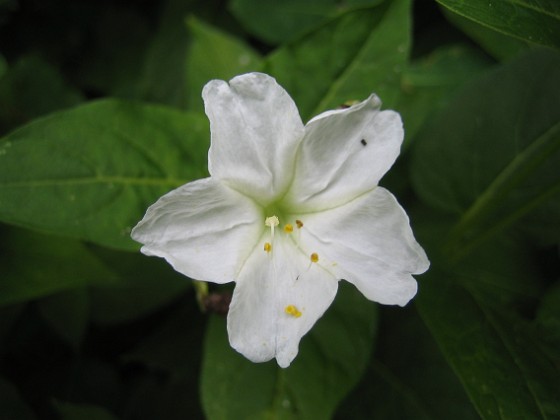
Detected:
left=265, top=215, right=279, bottom=240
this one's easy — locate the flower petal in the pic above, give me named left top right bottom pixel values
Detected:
left=293, top=187, right=429, bottom=306
left=285, top=95, right=403, bottom=211
left=227, top=235, right=338, bottom=368
left=131, top=178, right=263, bottom=284
left=203, top=73, right=304, bottom=204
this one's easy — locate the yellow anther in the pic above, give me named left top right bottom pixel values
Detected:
left=295, top=220, right=303, bottom=229
left=264, top=242, right=272, bottom=253
left=285, top=305, right=302, bottom=318
left=310, top=253, right=319, bottom=263
left=284, top=223, right=293, bottom=233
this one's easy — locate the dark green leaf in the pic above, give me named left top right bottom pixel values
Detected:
left=122, top=302, right=204, bottom=379
left=335, top=307, right=478, bottom=420
left=0, top=100, right=209, bottom=250
left=0, top=377, right=37, bottom=420
left=266, top=0, right=411, bottom=121
left=201, top=283, right=377, bottom=419
left=0, top=227, right=117, bottom=307
left=411, top=49, right=560, bottom=257
left=436, top=0, right=560, bottom=49
left=229, top=0, right=383, bottom=45
left=88, top=248, right=189, bottom=325
left=442, top=8, right=531, bottom=61
left=417, top=271, right=560, bottom=419
left=185, top=17, right=263, bottom=112
left=397, top=44, right=492, bottom=145
left=0, top=55, right=83, bottom=135
left=53, top=401, right=119, bottom=420
left=37, top=287, right=90, bottom=350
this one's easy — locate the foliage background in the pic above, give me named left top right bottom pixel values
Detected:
left=0, top=0, right=559, bottom=418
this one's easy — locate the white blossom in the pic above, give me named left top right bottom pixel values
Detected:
left=132, top=73, right=429, bottom=368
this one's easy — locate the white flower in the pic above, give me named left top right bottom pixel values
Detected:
left=131, top=73, right=429, bottom=368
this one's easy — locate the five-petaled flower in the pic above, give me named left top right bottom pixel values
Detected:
left=131, top=73, right=429, bottom=368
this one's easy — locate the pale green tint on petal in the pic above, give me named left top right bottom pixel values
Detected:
left=131, top=178, right=263, bottom=284
left=295, top=187, right=428, bottom=306
left=284, top=95, right=403, bottom=211
left=227, top=234, right=338, bottom=368
left=203, top=73, right=304, bottom=204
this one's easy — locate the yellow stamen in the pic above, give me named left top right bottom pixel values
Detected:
left=284, top=223, right=293, bottom=233
left=310, top=253, right=319, bottom=263
left=285, top=305, right=302, bottom=318
left=295, top=220, right=303, bottom=229
left=264, top=242, right=272, bottom=253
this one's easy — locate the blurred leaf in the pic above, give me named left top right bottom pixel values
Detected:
left=37, top=287, right=89, bottom=350
left=266, top=0, right=411, bottom=121
left=0, top=100, right=209, bottom=250
left=411, top=49, right=560, bottom=257
left=122, top=372, right=204, bottom=420
left=417, top=269, right=560, bottom=419
left=335, top=306, right=478, bottom=420
left=536, top=281, right=560, bottom=348
left=436, top=0, right=560, bottom=49
left=76, top=5, right=150, bottom=97
left=122, top=300, right=204, bottom=378
left=0, top=377, right=36, bottom=420
left=201, top=283, right=377, bottom=419
left=397, top=44, right=492, bottom=145
left=131, top=0, right=194, bottom=108
left=0, top=227, right=117, bottom=307
left=185, top=17, right=263, bottom=112
left=442, top=8, right=531, bottom=61
left=229, top=0, right=383, bottom=45
left=88, top=248, right=189, bottom=325
left=53, top=401, right=119, bottom=420
left=0, top=55, right=83, bottom=135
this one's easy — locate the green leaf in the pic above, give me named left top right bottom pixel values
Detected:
left=442, top=8, right=531, bottom=61
left=0, top=377, right=37, bottom=420
left=536, top=281, right=560, bottom=348
left=335, top=307, right=478, bottom=420
left=417, top=271, right=560, bottom=419
left=436, top=0, right=560, bottom=49
left=0, top=227, right=117, bottom=307
left=122, top=302, right=204, bottom=379
left=397, top=44, right=492, bottom=145
left=185, top=17, right=263, bottom=112
left=53, top=401, right=119, bottom=420
left=229, top=0, right=383, bottom=45
left=88, top=247, right=190, bottom=325
left=0, top=99, right=209, bottom=250
left=265, top=0, right=411, bottom=121
left=37, top=287, right=90, bottom=350
left=0, top=54, right=83, bottom=135
left=201, top=283, right=377, bottom=420
left=411, top=48, right=560, bottom=258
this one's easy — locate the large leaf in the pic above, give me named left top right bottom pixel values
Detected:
left=0, top=99, right=209, bottom=250
left=411, top=48, right=560, bottom=257
left=0, top=227, right=117, bottom=307
left=335, top=306, right=479, bottom=420
left=229, top=0, right=383, bottom=45
left=397, top=44, right=492, bottom=145
left=201, top=283, right=377, bottom=419
left=436, top=0, right=560, bottom=49
left=88, top=247, right=190, bottom=325
left=265, top=0, right=411, bottom=121
left=417, top=271, right=560, bottom=419
left=442, top=9, right=530, bottom=61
